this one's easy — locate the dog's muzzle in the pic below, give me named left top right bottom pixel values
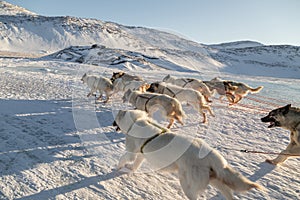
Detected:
left=261, top=116, right=280, bottom=128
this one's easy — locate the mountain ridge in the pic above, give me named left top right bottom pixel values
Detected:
left=0, top=1, right=299, bottom=78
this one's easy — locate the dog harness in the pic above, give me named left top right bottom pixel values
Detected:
left=182, top=78, right=194, bottom=87
left=137, top=95, right=155, bottom=112
left=140, top=127, right=167, bottom=154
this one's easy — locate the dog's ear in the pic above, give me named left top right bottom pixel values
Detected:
left=163, top=75, right=170, bottom=81
left=282, top=104, right=291, bottom=115
left=81, top=73, right=86, bottom=81
left=154, top=82, right=160, bottom=87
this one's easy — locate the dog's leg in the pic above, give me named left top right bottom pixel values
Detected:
left=178, top=169, right=209, bottom=200
left=233, top=94, right=243, bottom=104
left=87, top=88, right=97, bottom=97
left=103, top=92, right=112, bottom=103
left=87, top=92, right=93, bottom=97
left=96, top=94, right=103, bottom=101
left=201, top=112, right=207, bottom=123
left=167, top=118, right=175, bottom=129
left=174, top=115, right=184, bottom=126
left=266, top=141, right=298, bottom=165
left=202, top=105, right=215, bottom=117
left=226, top=93, right=235, bottom=105
left=219, top=95, right=224, bottom=103
left=205, top=96, right=212, bottom=103
left=126, top=153, right=144, bottom=173
left=210, top=179, right=234, bottom=200
left=103, top=97, right=109, bottom=103
left=117, top=152, right=137, bottom=170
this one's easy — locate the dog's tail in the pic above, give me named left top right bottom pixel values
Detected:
left=250, top=86, right=263, bottom=93
left=213, top=164, right=264, bottom=192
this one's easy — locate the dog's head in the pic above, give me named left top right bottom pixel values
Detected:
left=113, top=110, right=148, bottom=133
left=110, top=72, right=125, bottom=82
left=261, top=104, right=291, bottom=128
left=146, top=82, right=160, bottom=93
left=81, top=73, right=87, bottom=83
left=162, top=74, right=171, bottom=82
left=139, top=83, right=150, bottom=93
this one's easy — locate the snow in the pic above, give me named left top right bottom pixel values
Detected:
left=1, top=1, right=300, bottom=200
left=208, top=41, right=264, bottom=49
left=1, top=56, right=300, bottom=200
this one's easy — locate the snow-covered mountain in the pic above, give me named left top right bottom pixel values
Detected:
left=1, top=1, right=299, bottom=78
left=209, top=44, right=300, bottom=78
left=0, top=1, right=206, bottom=54
left=208, top=40, right=264, bottom=49
left=0, top=1, right=36, bottom=16
left=44, top=44, right=220, bottom=73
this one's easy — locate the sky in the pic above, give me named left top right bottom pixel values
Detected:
left=4, top=0, right=300, bottom=46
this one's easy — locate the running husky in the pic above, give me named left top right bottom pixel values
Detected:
left=162, top=75, right=213, bottom=103
left=110, top=71, right=143, bottom=83
left=147, top=82, right=214, bottom=123
left=81, top=73, right=114, bottom=102
left=210, top=78, right=263, bottom=104
left=113, top=109, right=263, bottom=200
left=123, top=89, right=184, bottom=128
left=203, top=79, right=236, bottom=104
left=261, top=104, right=300, bottom=165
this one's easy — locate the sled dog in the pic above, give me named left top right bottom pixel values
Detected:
left=147, top=82, right=214, bottom=123
left=110, top=71, right=143, bottom=83
left=113, top=78, right=149, bottom=93
left=123, top=89, right=184, bottom=128
left=203, top=79, right=236, bottom=104
left=81, top=73, right=114, bottom=102
left=162, top=75, right=213, bottom=103
left=113, top=109, right=263, bottom=200
left=261, top=104, right=300, bottom=165
left=211, top=78, right=263, bottom=104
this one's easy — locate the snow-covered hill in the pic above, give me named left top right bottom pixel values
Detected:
left=0, top=1, right=206, bottom=55
left=209, top=45, right=300, bottom=78
left=1, top=1, right=299, bottom=78
left=0, top=1, right=36, bottom=16
left=208, top=40, right=264, bottom=49
left=44, top=44, right=219, bottom=73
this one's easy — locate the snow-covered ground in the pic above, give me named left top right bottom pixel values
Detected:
left=1, top=1, right=300, bottom=199
left=0, top=56, right=299, bottom=200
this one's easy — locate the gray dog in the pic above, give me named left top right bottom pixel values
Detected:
left=261, top=104, right=300, bottom=165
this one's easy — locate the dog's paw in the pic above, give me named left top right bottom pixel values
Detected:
left=265, top=159, right=278, bottom=165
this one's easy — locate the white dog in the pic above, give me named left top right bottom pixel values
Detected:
left=81, top=73, right=114, bottom=103
left=113, top=78, right=148, bottom=93
left=163, top=75, right=213, bottom=103
left=113, top=110, right=263, bottom=200
left=123, top=89, right=185, bottom=128
left=147, top=82, right=215, bottom=123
